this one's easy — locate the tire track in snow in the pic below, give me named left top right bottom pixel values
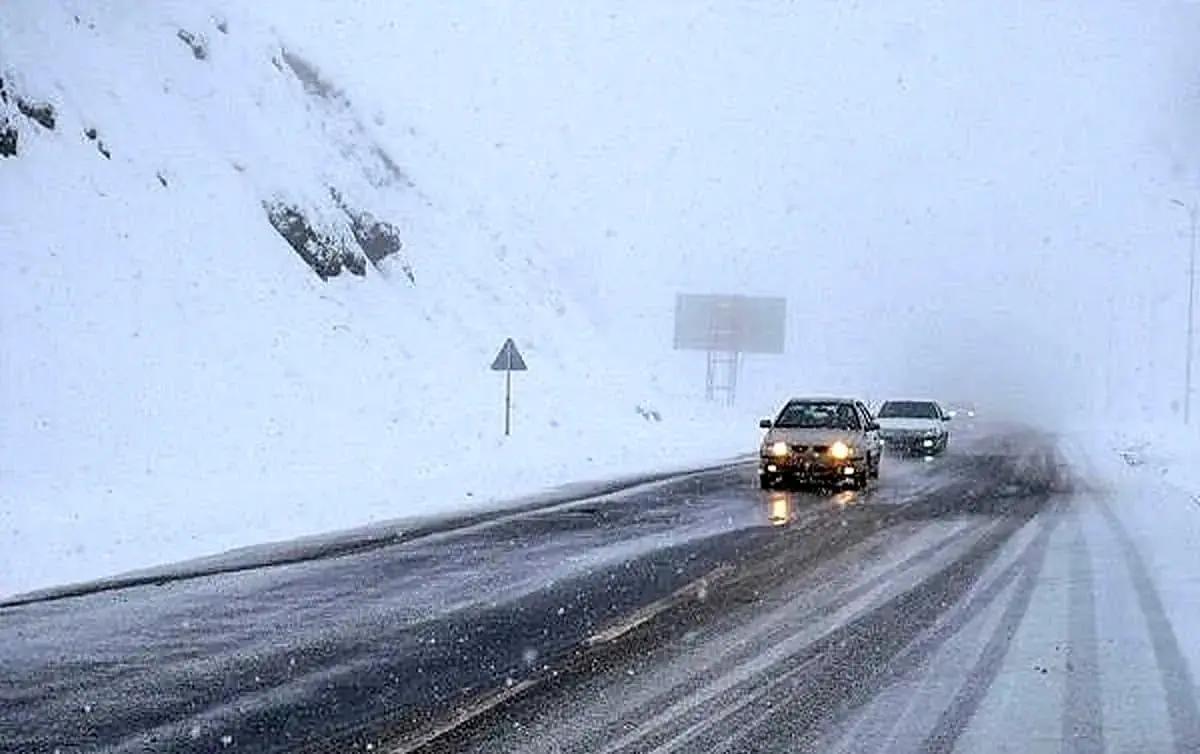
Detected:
left=918, top=504, right=1062, bottom=754
left=1097, top=497, right=1200, bottom=752
left=674, top=507, right=1054, bottom=753
left=1062, top=510, right=1104, bottom=754
left=593, top=520, right=992, bottom=754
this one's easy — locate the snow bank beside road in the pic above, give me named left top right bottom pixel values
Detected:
left=1101, top=422, right=1200, bottom=498
left=1, top=408, right=754, bottom=599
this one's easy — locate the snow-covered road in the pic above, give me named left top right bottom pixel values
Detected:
left=429, top=428, right=1200, bottom=754
left=3, top=424, right=1199, bottom=753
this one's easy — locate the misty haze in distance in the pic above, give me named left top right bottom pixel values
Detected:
left=269, top=0, right=1200, bottom=420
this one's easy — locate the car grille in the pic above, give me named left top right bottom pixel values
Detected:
left=881, top=430, right=938, bottom=446
left=788, top=444, right=829, bottom=455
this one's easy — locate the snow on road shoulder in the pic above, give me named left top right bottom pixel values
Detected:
left=1061, top=425, right=1200, bottom=693
left=0, top=407, right=755, bottom=600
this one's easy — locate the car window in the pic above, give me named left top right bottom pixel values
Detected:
left=775, top=402, right=861, bottom=430
left=878, top=401, right=941, bottom=419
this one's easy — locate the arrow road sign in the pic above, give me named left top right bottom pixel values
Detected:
left=490, top=338, right=527, bottom=435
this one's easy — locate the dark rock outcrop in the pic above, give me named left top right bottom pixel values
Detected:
left=329, top=188, right=415, bottom=282
left=176, top=29, right=208, bottom=60
left=264, top=201, right=367, bottom=281
left=349, top=213, right=402, bottom=265
left=0, top=120, right=17, bottom=157
left=280, top=50, right=340, bottom=102
left=636, top=405, right=663, bottom=422
left=16, top=98, right=54, bottom=130
left=83, top=127, right=110, bottom=158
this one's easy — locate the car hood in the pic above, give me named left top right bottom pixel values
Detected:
left=877, top=417, right=942, bottom=432
left=764, top=428, right=860, bottom=446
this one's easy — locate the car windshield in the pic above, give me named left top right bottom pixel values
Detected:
left=775, top=402, right=860, bottom=430
left=879, top=401, right=941, bottom=419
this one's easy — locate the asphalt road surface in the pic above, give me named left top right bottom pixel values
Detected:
left=3, top=424, right=1196, bottom=753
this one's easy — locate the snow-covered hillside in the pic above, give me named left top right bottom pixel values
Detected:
left=0, top=1, right=747, bottom=596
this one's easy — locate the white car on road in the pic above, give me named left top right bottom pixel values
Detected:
left=876, top=400, right=950, bottom=455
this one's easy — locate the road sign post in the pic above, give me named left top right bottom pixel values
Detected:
left=490, top=338, right=528, bottom=436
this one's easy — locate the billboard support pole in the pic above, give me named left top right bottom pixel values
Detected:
left=705, top=348, right=740, bottom=405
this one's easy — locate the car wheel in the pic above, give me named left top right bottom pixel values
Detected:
left=869, top=454, right=880, bottom=479
left=760, top=475, right=775, bottom=490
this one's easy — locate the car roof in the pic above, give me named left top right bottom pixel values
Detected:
left=785, top=397, right=860, bottom=405
left=880, top=398, right=940, bottom=405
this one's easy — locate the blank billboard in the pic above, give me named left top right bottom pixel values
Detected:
left=673, top=294, right=786, bottom=354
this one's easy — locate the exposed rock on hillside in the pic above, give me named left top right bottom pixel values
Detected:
left=264, top=201, right=367, bottom=280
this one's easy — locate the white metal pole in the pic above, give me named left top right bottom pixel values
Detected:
left=505, top=367, right=512, bottom=436
left=1172, top=199, right=1196, bottom=425
left=1187, top=205, right=1197, bottom=424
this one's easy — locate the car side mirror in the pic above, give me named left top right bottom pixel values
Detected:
left=759, top=418, right=773, bottom=429
left=867, top=421, right=880, bottom=431
left=942, top=415, right=952, bottom=422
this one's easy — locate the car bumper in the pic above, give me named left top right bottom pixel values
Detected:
left=759, top=456, right=866, bottom=482
left=881, top=434, right=944, bottom=454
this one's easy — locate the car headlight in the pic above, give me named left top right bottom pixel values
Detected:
left=829, top=441, right=852, bottom=460
left=767, top=441, right=790, bottom=457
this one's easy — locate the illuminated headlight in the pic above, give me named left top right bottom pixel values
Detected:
left=829, top=441, right=852, bottom=460
left=923, top=439, right=935, bottom=448
left=768, top=441, right=790, bottom=457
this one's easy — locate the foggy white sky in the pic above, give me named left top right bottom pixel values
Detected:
left=264, top=0, right=1199, bottom=420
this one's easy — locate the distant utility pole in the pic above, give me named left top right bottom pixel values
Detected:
left=1171, top=198, right=1199, bottom=424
